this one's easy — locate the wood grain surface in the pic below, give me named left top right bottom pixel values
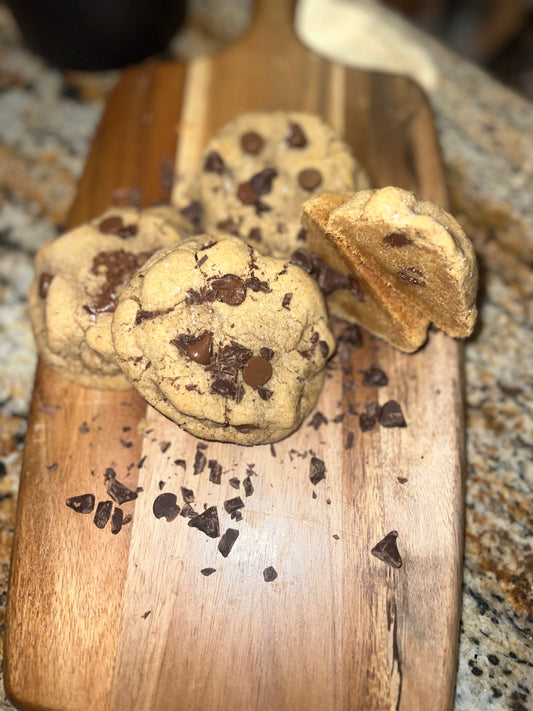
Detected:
left=4, top=1, right=465, bottom=710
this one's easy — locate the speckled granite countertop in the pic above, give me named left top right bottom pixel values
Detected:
left=0, top=1, right=531, bottom=709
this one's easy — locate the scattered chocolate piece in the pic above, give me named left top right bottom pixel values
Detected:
left=309, top=456, right=326, bottom=485
left=111, top=507, right=124, bottom=535
left=159, top=441, right=171, bottom=453
left=218, top=528, right=240, bottom=558
left=138, top=455, right=147, bottom=469
left=78, top=422, right=90, bottom=434
left=208, top=459, right=223, bottom=485
left=181, top=486, right=195, bottom=504
left=362, top=366, right=388, bottom=387
left=201, top=567, right=216, bottom=576
left=263, top=566, right=278, bottom=582
left=65, top=493, right=95, bottom=514
left=333, top=534, right=340, bottom=540
left=142, top=610, right=151, bottom=619
left=180, top=503, right=199, bottom=518
left=243, top=356, right=272, bottom=388
left=286, top=122, right=307, bottom=147
left=379, top=401, right=407, bottom=428
left=308, top=412, right=328, bottom=430
left=106, top=475, right=139, bottom=505
left=94, top=500, right=113, bottom=529
left=243, top=476, right=254, bottom=497
left=359, top=413, right=377, bottom=432
left=371, top=530, right=402, bottom=568
left=174, top=459, right=186, bottom=470
left=152, top=493, right=180, bottom=522
left=298, top=168, right=322, bottom=191
left=224, top=496, right=245, bottom=518
left=193, top=444, right=207, bottom=475
left=229, top=478, right=240, bottom=489
left=158, top=480, right=166, bottom=490
left=241, top=131, right=264, bottom=154
left=345, top=432, right=355, bottom=449
left=245, top=275, right=271, bottom=293
left=397, top=477, right=408, bottom=484
left=188, top=506, right=220, bottom=538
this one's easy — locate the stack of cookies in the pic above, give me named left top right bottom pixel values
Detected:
left=29, top=110, right=478, bottom=445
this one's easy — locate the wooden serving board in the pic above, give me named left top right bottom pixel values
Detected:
left=4, top=2, right=465, bottom=710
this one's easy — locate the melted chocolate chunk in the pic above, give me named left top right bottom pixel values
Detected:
left=258, top=387, right=273, bottom=401
left=87, top=249, right=153, bottom=314
left=186, top=331, right=213, bottom=365
left=245, top=276, right=271, bottom=293
left=39, top=272, right=54, bottom=299
left=65, top=493, right=95, bottom=514
left=212, top=274, right=247, bottom=305
left=371, top=530, right=402, bottom=568
left=379, top=400, right=407, bottom=428
left=286, top=122, right=307, bottom=148
left=204, top=151, right=226, bottom=173
left=94, top=500, right=113, bottom=529
left=362, top=366, right=388, bottom=387
left=290, top=249, right=363, bottom=301
left=263, top=566, right=278, bottom=582
left=106, top=475, right=139, bottom=505
left=153, top=493, right=180, bottom=522
left=383, top=232, right=413, bottom=247
left=309, top=456, right=326, bottom=485
left=243, top=356, right=272, bottom=388
left=241, top=131, right=264, bottom=154
left=188, top=506, right=220, bottom=538
left=397, top=267, right=426, bottom=286
left=218, top=528, right=239, bottom=558
left=111, top=507, right=124, bottom=535
left=298, top=168, right=322, bottom=192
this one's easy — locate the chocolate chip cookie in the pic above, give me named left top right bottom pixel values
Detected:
left=111, top=234, right=335, bottom=444
left=300, top=187, right=478, bottom=352
left=29, top=205, right=186, bottom=389
left=181, top=111, right=369, bottom=258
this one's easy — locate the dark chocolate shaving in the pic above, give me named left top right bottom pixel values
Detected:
left=181, top=486, right=195, bottom=504
left=193, top=445, right=207, bottom=475
left=362, top=366, right=388, bottom=387
left=379, top=401, right=407, bottom=428
left=243, top=476, right=254, bottom=497
left=208, top=459, right=223, bottom=485
left=93, top=500, right=113, bottom=529
left=201, top=567, right=216, bottom=576
left=223, top=496, right=245, bottom=518
left=106, top=475, right=139, bottom=505
left=111, top=507, right=124, bottom=535
left=309, top=456, right=326, bottom=485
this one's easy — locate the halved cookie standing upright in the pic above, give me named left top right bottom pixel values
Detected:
left=301, top=186, right=478, bottom=352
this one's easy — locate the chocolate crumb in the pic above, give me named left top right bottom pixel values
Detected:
left=188, top=506, right=220, bottom=538
left=174, top=459, right=186, bottom=469
left=379, top=401, right=407, bottom=428
left=65, top=493, right=95, bottom=514
left=94, top=500, right=113, bottom=529
left=142, top=610, right=151, bottom=619
left=152, top=493, right=180, bottom=522
left=138, top=455, right=147, bottom=469
left=397, top=477, right=408, bottom=484
left=218, top=528, right=239, bottom=557
left=158, top=480, right=166, bottom=490
left=362, top=366, right=388, bottom=387
left=309, top=456, right=326, bottom=485
left=78, top=422, right=90, bottom=434
left=201, top=567, right=217, bottom=577
left=333, top=534, right=340, bottom=540
left=308, top=411, right=328, bottom=430
left=371, top=530, right=402, bottom=568
left=263, top=566, right=278, bottom=582
left=159, top=441, right=171, bottom=453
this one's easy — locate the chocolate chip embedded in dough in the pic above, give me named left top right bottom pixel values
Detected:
left=383, top=232, right=413, bottom=247
left=39, top=273, right=54, bottom=299
left=249, top=168, right=277, bottom=195
left=237, top=182, right=259, bottom=205
left=212, top=275, right=247, bottom=306
left=186, top=331, right=213, bottom=365
left=397, top=267, right=426, bottom=287
left=298, top=168, right=322, bottom=192
left=240, top=131, right=264, bottom=155
left=243, top=356, right=273, bottom=388
left=204, top=150, right=226, bottom=174
left=98, top=215, right=124, bottom=234
left=286, top=122, right=307, bottom=148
